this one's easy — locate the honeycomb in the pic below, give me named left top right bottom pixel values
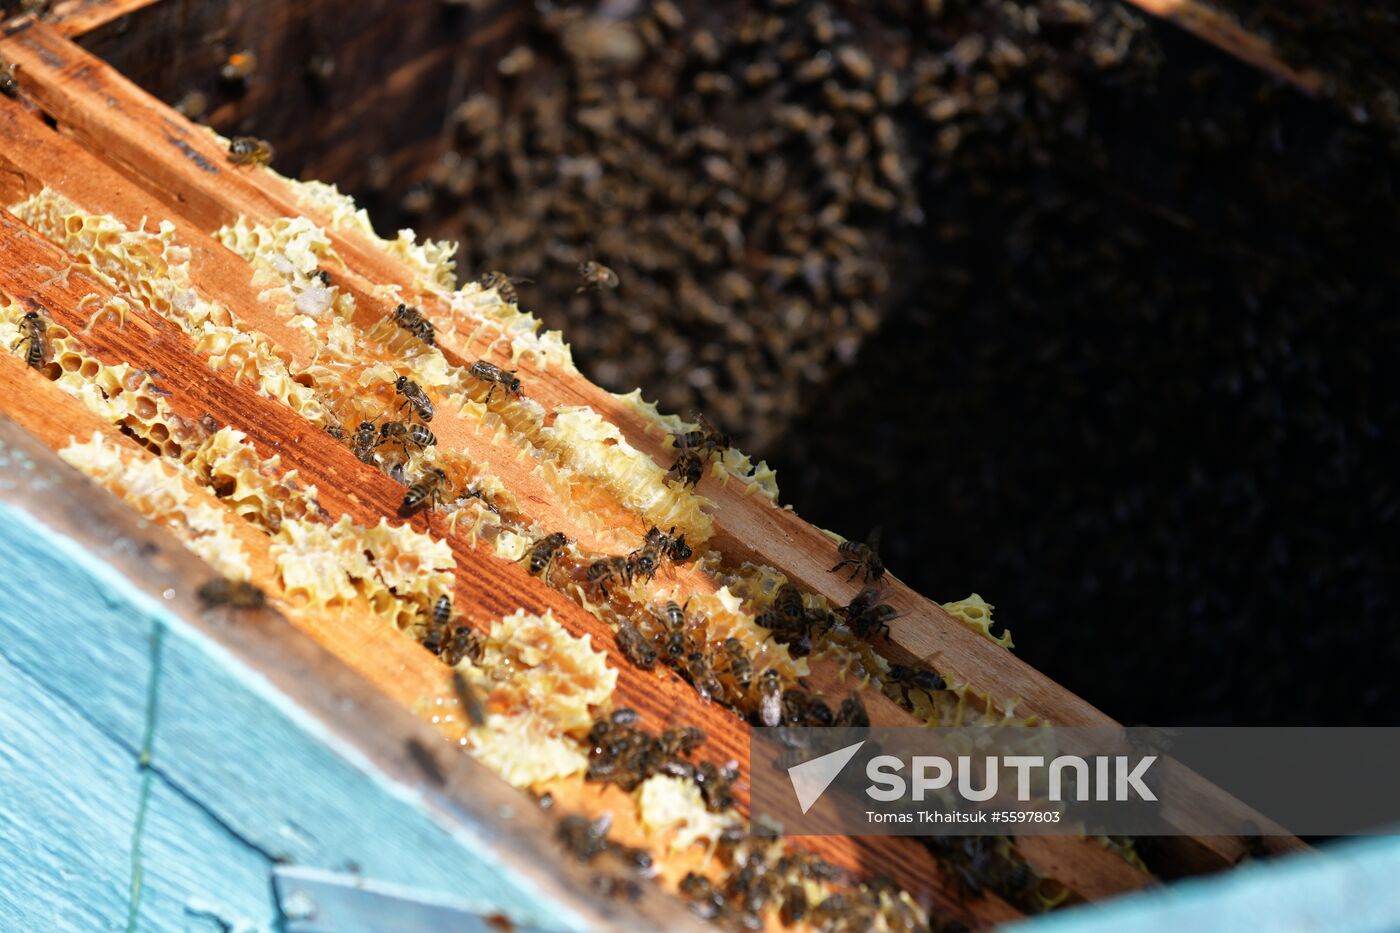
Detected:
left=620, top=389, right=780, bottom=503
left=190, top=427, right=451, bottom=627
left=542, top=405, right=714, bottom=547
left=942, top=593, right=1014, bottom=649
left=58, top=431, right=251, bottom=582
left=638, top=774, right=739, bottom=854
left=11, top=190, right=329, bottom=423
left=427, top=609, right=618, bottom=788
left=288, top=174, right=576, bottom=373
left=0, top=301, right=200, bottom=459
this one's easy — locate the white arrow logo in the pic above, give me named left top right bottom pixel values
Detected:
left=787, top=741, right=865, bottom=814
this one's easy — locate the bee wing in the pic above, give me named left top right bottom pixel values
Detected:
left=866, top=525, right=882, bottom=553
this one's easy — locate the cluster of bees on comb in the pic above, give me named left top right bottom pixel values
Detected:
left=371, top=0, right=1156, bottom=456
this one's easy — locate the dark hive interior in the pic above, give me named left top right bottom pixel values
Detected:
left=82, top=0, right=1400, bottom=727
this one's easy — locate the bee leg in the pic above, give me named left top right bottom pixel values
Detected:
left=483, top=383, right=496, bottom=403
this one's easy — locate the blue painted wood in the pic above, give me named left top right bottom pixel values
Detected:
left=1007, top=834, right=1400, bottom=933
left=0, top=648, right=276, bottom=931
left=0, top=501, right=580, bottom=931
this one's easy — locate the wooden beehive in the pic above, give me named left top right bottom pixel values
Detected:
left=0, top=1, right=1323, bottom=929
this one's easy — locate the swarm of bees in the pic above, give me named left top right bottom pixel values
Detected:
left=556, top=811, right=652, bottom=902
left=227, top=136, right=274, bottom=166
left=584, top=525, right=691, bottom=599
left=920, top=835, right=1042, bottom=913
left=585, top=709, right=736, bottom=812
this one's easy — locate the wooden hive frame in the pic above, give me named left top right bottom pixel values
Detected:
left=0, top=3, right=1308, bottom=929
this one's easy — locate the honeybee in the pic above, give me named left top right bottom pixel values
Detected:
left=401, top=467, right=450, bottom=513
left=757, top=668, right=783, bottom=727
left=227, top=136, right=274, bottom=166
left=780, top=885, right=809, bottom=925
left=772, top=583, right=806, bottom=626
left=479, top=271, right=522, bottom=305
left=586, top=556, right=633, bottom=598
left=526, top=532, right=568, bottom=578
left=685, top=651, right=723, bottom=702
left=666, top=450, right=705, bottom=487
left=680, top=873, right=726, bottom=920
left=577, top=260, right=619, bottom=292
left=591, top=874, right=642, bottom=902
left=393, top=375, right=435, bottom=421
left=12, top=310, right=47, bottom=368
left=558, top=813, right=612, bottom=863
left=431, top=593, right=452, bottom=628
left=197, top=577, right=267, bottom=610
left=836, top=46, right=875, bottom=83
left=497, top=45, right=535, bottom=76
left=616, top=621, right=657, bottom=670
left=323, top=425, right=346, bottom=441
left=721, top=637, right=752, bottom=692
left=843, top=586, right=895, bottom=641
left=440, top=624, right=483, bottom=667
left=831, top=528, right=885, bottom=582
left=784, top=688, right=816, bottom=726
left=350, top=420, right=378, bottom=464
left=655, top=598, right=689, bottom=633
left=468, top=360, right=523, bottom=402
left=695, top=760, right=737, bottom=811
left=391, top=303, right=435, bottom=345
left=422, top=595, right=453, bottom=654
left=659, top=725, right=705, bottom=757
left=451, top=670, right=486, bottom=726
left=667, top=414, right=730, bottom=486
left=378, top=419, right=436, bottom=452
left=626, top=526, right=677, bottom=581
left=835, top=695, right=869, bottom=727
left=174, top=90, right=208, bottom=120
left=886, top=664, right=944, bottom=703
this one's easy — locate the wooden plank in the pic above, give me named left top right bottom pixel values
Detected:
left=45, top=0, right=165, bottom=37
left=1122, top=0, right=1324, bottom=94
left=57, top=0, right=526, bottom=192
